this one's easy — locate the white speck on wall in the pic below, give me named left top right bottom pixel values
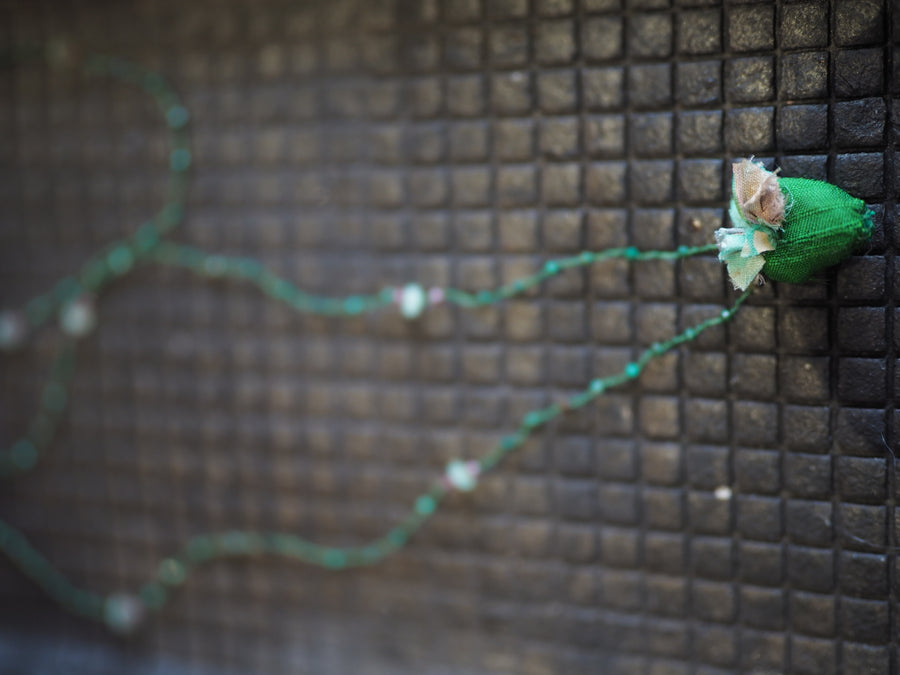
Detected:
left=714, top=486, right=733, bottom=501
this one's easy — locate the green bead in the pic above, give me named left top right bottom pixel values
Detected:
left=53, top=276, right=82, bottom=304
left=42, top=382, right=67, bottom=413
left=140, top=583, right=167, bottom=609
left=81, top=258, right=109, bottom=290
left=625, top=246, right=640, bottom=260
left=222, top=531, right=251, bottom=553
left=544, top=261, right=560, bottom=274
left=415, top=495, right=437, bottom=515
left=590, top=379, right=606, bottom=394
left=159, top=203, right=184, bottom=226
left=186, top=536, right=214, bottom=562
left=142, top=73, right=167, bottom=94
left=236, top=259, right=263, bottom=279
left=677, top=245, right=690, bottom=255
left=625, top=362, right=641, bottom=378
left=475, top=290, right=492, bottom=305
left=387, top=529, right=408, bottom=546
left=158, top=558, right=187, bottom=586
left=202, top=255, right=227, bottom=277
left=500, top=435, right=519, bottom=451
left=323, top=549, right=347, bottom=569
left=134, top=222, right=160, bottom=253
left=344, top=296, right=366, bottom=314
left=720, top=309, right=731, bottom=320
left=523, top=411, right=542, bottom=428
left=580, top=251, right=594, bottom=263
left=170, top=148, right=192, bottom=172
left=107, top=246, right=134, bottom=275
left=10, top=439, right=38, bottom=470
left=684, top=327, right=697, bottom=339
left=166, top=105, right=190, bottom=129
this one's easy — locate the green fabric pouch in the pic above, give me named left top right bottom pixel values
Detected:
left=762, top=178, right=874, bottom=284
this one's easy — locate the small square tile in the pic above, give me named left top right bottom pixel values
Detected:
left=834, top=98, right=887, bottom=148
left=726, top=56, right=773, bottom=104
left=585, top=114, right=626, bottom=158
left=677, top=110, right=723, bottom=154
left=780, top=357, right=830, bottom=404
left=782, top=2, right=829, bottom=49
left=725, top=107, right=773, bottom=153
left=583, top=67, right=625, bottom=110
left=785, top=454, right=831, bottom=499
left=780, top=52, right=828, bottom=99
left=537, top=70, right=577, bottom=113
left=586, top=162, right=627, bottom=205
left=444, top=27, right=483, bottom=69
left=486, top=0, right=527, bottom=18
left=630, top=112, right=673, bottom=157
left=788, top=545, right=835, bottom=593
left=628, top=64, right=672, bottom=109
left=835, top=48, right=884, bottom=98
left=583, top=16, right=623, bottom=61
left=777, top=105, right=828, bottom=151
left=540, top=116, right=580, bottom=159
left=490, top=72, right=531, bottom=115
left=535, top=19, right=577, bottom=65
left=628, top=13, right=672, bottom=58
left=630, top=160, right=674, bottom=205
left=494, top=119, right=534, bottom=161
left=489, top=25, right=529, bottom=67
left=677, top=8, right=721, bottom=55
left=676, top=61, right=721, bottom=106
left=835, top=0, right=884, bottom=46
left=678, top=158, right=723, bottom=203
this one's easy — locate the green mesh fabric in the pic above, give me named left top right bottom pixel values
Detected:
left=762, top=177, right=874, bottom=284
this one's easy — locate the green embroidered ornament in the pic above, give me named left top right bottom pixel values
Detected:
left=717, top=159, right=875, bottom=290
left=762, top=178, right=874, bottom=284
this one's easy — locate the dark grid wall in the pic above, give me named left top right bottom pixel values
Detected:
left=0, top=0, right=897, bottom=673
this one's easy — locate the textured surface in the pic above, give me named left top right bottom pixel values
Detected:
left=0, top=0, right=897, bottom=673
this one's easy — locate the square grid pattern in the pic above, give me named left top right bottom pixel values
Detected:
left=0, top=0, right=897, bottom=673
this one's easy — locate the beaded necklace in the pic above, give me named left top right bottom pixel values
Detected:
left=0, top=49, right=875, bottom=634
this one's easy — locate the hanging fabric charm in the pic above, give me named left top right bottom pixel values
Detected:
left=716, top=158, right=875, bottom=290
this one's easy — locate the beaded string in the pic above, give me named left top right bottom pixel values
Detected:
left=0, top=284, right=752, bottom=632
left=1, top=240, right=718, bottom=477
left=0, top=49, right=752, bottom=634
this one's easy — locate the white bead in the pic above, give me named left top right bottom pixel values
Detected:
left=60, top=297, right=96, bottom=338
left=104, top=593, right=144, bottom=634
left=0, top=311, right=26, bottom=350
left=399, top=283, right=426, bottom=319
left=445, top=460, right=478, bottom=492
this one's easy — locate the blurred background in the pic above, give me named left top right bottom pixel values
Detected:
left=0, top=0, right=896, bottom=673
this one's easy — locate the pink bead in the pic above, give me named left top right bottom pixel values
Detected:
left=428, top=287, right=445, bottom=304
